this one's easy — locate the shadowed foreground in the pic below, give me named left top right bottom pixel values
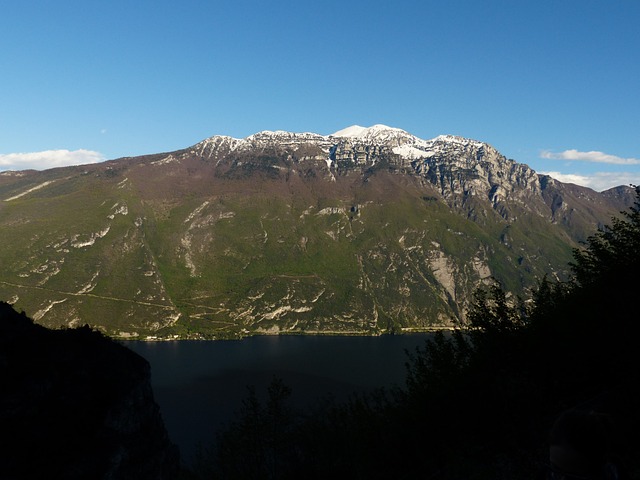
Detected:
left=0, top=302, right=180, bottom=479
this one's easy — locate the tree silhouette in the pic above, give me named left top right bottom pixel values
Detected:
left=571, top=185, right=640, bottom=288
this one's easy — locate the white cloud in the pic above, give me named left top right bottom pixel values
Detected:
left=541, top=171, right=640, bottom=192
left=541, top=149, right=640, bottom=165
left=0, top=149, right=105, bottom=171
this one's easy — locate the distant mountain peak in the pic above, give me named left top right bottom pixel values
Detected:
left=191, top=125, right=499, bottom=168
left=330, top=124, right=417, bottom=144
left=330, top=125, right=367, bottom=137
left=196, top=125, right=487, bottom=151
left=331, top=124, right=405, bottom=138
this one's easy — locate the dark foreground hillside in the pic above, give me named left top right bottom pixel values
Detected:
left=0, top=302, right=179, bottom=479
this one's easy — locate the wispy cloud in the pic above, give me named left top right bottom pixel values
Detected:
left=540, top=149, right=640, bottom=165
left=0, top=149, right=105, bottom=171
left=541, top=171, right=640, bottom=192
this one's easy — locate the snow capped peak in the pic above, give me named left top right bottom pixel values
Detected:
left=192, top=125, right=494, bottom=164
left=330, top=124, right=421, bottom=149
left=197, top=126, right=485, bottom=149
left=331, top=125, right=368, bottom=138
left=330, top=124, right=410, bottom=139
left=367, top=124, right=407, bottom=134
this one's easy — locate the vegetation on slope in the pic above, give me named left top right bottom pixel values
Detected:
left=1, top=146, right=630, bottom=338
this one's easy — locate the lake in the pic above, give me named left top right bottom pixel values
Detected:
left=126, top=334, right=431, bottom=464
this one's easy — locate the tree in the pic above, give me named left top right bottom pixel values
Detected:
left=213, top=377, right=298, bottom=480
left=571, top=185, right=640, bottom=287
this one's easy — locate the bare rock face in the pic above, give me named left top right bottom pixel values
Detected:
left=0, top=302, right=180, bottom=479
left=409, top=137, right=542, bottom=216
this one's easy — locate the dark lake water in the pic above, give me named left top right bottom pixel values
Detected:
left=125, top=334, right=431, bottom=464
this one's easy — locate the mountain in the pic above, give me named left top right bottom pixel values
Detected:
left=0, top=125, right=634, bottom=339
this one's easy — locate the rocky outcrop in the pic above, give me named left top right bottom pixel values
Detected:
left=0, top=302, right=179, bottom=479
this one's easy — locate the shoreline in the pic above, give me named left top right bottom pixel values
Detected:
left=117, top=325, right=457, bottom=342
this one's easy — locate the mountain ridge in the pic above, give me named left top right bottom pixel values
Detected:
left=0, top=125, right=635, bottom=339
left=191, top=124, right=488, bottom=160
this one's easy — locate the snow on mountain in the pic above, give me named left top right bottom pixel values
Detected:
left=331, top=124, right=405, bottom=138
left=245, top=130, right=327, bottom=144
left=327, top=125, right=491, bottom=160
left=192, top=124, right=493, bottom=164
left=330, top=124, right=421, bottom=147
left=392, top=144, right=435, bottom=160
left=331, top=125, right=368, bottom=137
left=433, top=134, right=485, bottom=148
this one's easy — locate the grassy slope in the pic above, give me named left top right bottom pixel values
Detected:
left=0, top=157, right=606, bottom=338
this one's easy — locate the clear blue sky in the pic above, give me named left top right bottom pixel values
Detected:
left=2, top=0, right=639, bottom=191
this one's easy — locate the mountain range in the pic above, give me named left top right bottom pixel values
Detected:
left=0, top=125, right=634, bottom=339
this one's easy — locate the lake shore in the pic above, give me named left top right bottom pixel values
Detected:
left=118, top=325, right=456, bottom=342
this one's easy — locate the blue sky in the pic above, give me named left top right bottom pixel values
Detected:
left=1, top=0, right=639, bottom=191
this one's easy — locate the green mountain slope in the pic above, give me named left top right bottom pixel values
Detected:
left=0, top=127, right=634, bottom=338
